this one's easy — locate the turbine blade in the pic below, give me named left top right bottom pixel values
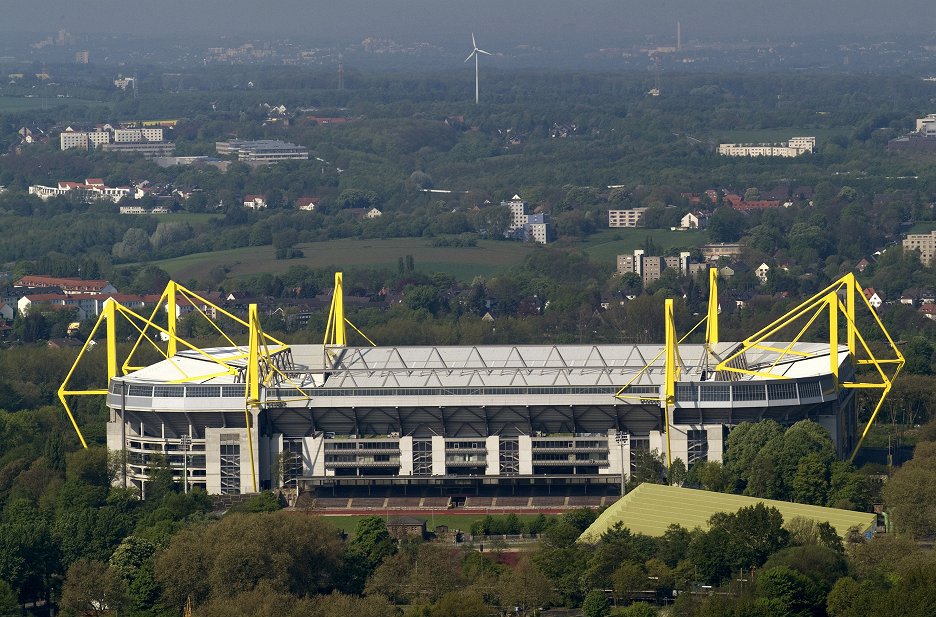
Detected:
left=477, top=48, right=492, bottom=56
left=472, top=32, right=477, bottom=48
left=465, top=51, right=475, bottom=62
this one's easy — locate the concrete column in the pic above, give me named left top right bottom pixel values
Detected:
left=485, top=435, right=500, bottom=475
left=204, top=429, right=222, bottom=494
left=668, top=425, right=690, bottom=468
left=306, top=434, right=326, bottom=477
left=431, top=435, right=446, bottom=476
left=398, top=436, right=414, bottom=475
left=518, top=435, right=533, bottom=475
left=706, top=425, right=725, bottom=462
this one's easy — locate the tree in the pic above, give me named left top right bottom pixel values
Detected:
left=0, top=582, right=18, bottom=617
left=723, top=421, right=784, bottom=489
left=430, top=589, right=491, bottom=617
left=343, top=516, right=396, bottom=593
left=156, top=513, right=342, bottom=609
left=612, top=561, right=646, bottom=601
left=582, top=589, right=610, bottom=617
left=59, top=559, right=129, bottom=617
left=689, top=504, right=788, bottom=585
left=882, top=442, right=936, bottom=537
left=496, top=555, right=552, bottom=616
left=667, top=459, right=688, bottom=486
left=791, top=452, right=829, bottom=505
left=109, top=535, right=160, bottom=610
left=694, top=461, right=737, bottom=493
left=707, top=206, right=746, bottom=242
left=754, top=565, right=817, bottom=617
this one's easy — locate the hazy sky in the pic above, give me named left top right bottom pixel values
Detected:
left=4, top=0, right=936, bottom=44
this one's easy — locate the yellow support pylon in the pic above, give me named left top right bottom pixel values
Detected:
left=705, top=267, right=719, bottom=351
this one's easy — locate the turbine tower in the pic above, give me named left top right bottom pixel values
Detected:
left=465, top=33, right=492, bottom=105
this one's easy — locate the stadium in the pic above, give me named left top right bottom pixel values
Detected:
left=59, top=272, right=902, bottom=503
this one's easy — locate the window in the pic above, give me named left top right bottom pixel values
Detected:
left=767, top=382, right=798, bottom=401
left=733, top=384, right=766, bottom=401
left=687, top=430, right=708, bottom=465
left=500, top=438, right=519, bottom=475
left=220, top=434, right=241, bottom=495
left=186, top=386, right=220, bottom=398
left=413, top=440, right=432, bottom=476
left=798, top=380, right=822, bottom=399
left=630, top=436, right=650, bottom=475
left=699, top=384, right=730, bottom=401
left=282, top=440, right=303, bottom=487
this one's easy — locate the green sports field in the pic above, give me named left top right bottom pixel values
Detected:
left=316, top=513, right=548, bottom=535
left=152, top=237, right=533, bottom=283
left=580, top=228, right=708, bottom=264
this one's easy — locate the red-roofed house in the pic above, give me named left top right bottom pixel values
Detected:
left=294, top=197, right=319, bottom=211
left=14, top=276, right=117, bottom=296
left=863, top=287, right=883, bottom=310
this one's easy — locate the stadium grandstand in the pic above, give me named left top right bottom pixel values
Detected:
left=59, top=272, right=903, bottom=502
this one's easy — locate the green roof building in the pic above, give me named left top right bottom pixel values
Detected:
left=579, top=483, right=876, bottom=542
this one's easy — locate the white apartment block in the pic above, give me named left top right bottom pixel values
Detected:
left=529, top=223, right=549, bottom=244
left=502, top=194, right=528, bottom=231
left=608, top=208, right=647, bottom=228
left=114, top=128, right=164, bottom=142
left=916, top=114, right=936, bottom=133
left=61, top=126, right=166, bottom=151
left=718, top=137, right=815, bottom=157
left=60, top=131, right=89, bottom=150
left=904, top=230, right=936, bottom=266
left=617, top=250, right=698, bottom=284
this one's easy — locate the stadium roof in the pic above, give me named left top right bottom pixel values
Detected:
left=118, top=341, right=844, bottom=390
left=579, top=483, right=876, bottom=542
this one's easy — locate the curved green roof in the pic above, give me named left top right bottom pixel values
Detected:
left=579, top=483, right=876, bottom=542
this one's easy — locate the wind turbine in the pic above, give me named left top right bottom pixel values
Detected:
left=465, top=33, right=492, bottom=105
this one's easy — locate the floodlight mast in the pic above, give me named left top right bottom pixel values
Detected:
left=465, top=33, right=492, bottom=105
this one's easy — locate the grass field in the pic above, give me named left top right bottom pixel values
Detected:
left=0, top=96, right=107, bottom=111
left=317, top=513, right=549, bottom=535
left=580, top=228, right=708, bottom=264
left=152, top=238, right=533, bottom=283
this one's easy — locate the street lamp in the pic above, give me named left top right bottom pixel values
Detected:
left=615, top=431, right=629, bottom=496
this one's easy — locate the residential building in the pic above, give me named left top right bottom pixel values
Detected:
left=14, top=276, right=117, bottom=296
left=903, top=230, right=936, bottom=265
left=215, top=140, right=309, bottom=163
left=608, top=208, right=647, bottom=228
left=701, top=243, right=743, bottom=261
left=502, top=195, right=528, bottom=231
left=755, top=263, right=770, bottom=284
left=101, top=142, right=175, bottom=157
left=617, top=250, right=699, bottom=284
left=243, top=195, right=267, bottom=210
left=718, top=137, right=815, bottom=157
left=295, top=197, right=319, bottom=211
left=365, top=208, right=383, bottom=219
left=679, top=211, right=709, bottom=230
left=28, top=179, right=132, bottom=203
left=863, top=288, right=883, bottom=310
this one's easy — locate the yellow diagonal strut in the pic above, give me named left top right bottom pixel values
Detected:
left=713, top=273, right=903, bottom=461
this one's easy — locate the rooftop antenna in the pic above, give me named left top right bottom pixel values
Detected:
left=464, top=33, right=492, bottom=105
left=337, top=53, right=344, bottom=91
